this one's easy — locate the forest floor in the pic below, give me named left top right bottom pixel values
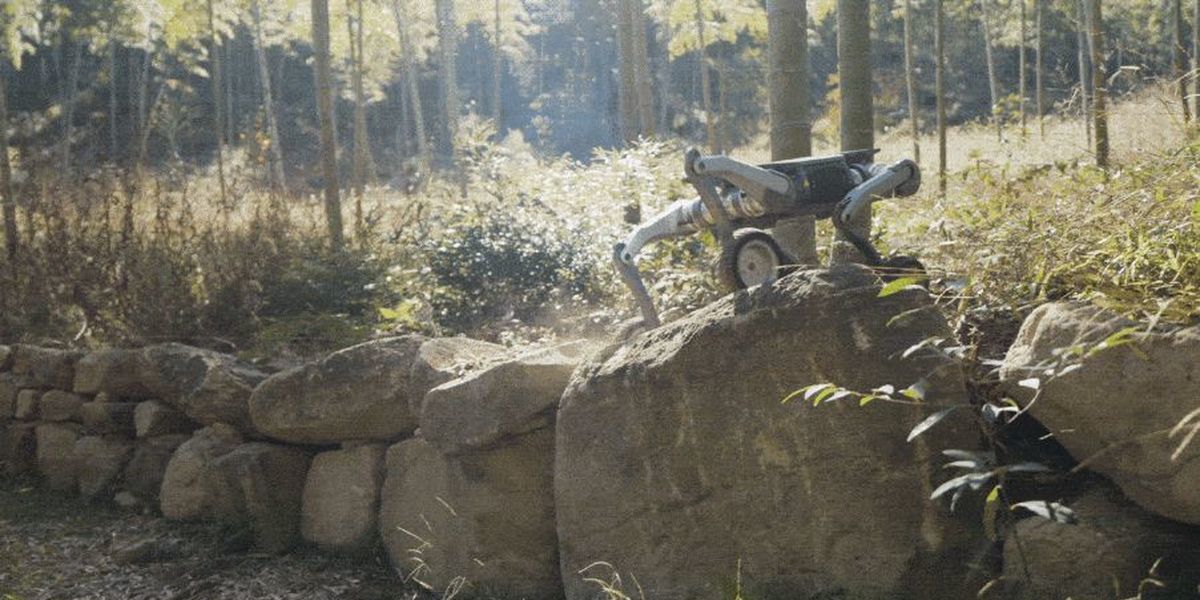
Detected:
left=0, top=478, right=405, bottom=600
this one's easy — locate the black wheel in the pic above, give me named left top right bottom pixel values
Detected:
left=717, top=229, right=789, bottom=291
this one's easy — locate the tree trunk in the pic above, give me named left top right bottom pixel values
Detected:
left=1175, top=0, right=1191, bottom=121
left=207, top=0, right=229, bottom=210
left=767, top=0, right=816, bottom=265
left=1193, top=0, right=1199, bottom=119
left=1089, top=0, right=1108, bottom=167
left=903, top=0, right=920, bottom=162
left=1019, top=0, right=1027, bottom=137
left=694, top=0, right=718, bottom=152
left=834, top=0, right=872, bottom=265
left=0, top=61, right=17, bottom=260
left=435, top=0, right=460, bottom=161
left=312, top=0, right=344, bottom=251
left=61, top=40, right=83, bottom=175
left=393, top=0, right=430, bottom=169
left=349, top=0, right=370, bottom=243
left=631, top=0, right=655, bottom=137
left=251, top=0, right=288, bottom=194
left=1036, top=0, right=1045, bottom=138
left=980, top=0, right=1002, bottom=141
left=493, top=0, right=503, bottom=128
left=936, top=0, right=947, bottom=194
left=108, top=39, right=119, bottom=159
left=616, top=0, right=637, bottom=141
left=1077, top=0, right=1092, bottom=146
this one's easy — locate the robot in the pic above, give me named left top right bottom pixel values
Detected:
left=614, top=148, right=924, bottom=329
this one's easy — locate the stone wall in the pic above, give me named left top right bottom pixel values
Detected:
left=3, top=267, right=1200, bottom=599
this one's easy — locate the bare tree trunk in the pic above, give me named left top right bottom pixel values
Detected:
left=1019, top=0, right=1028, bottom=137
left=348, top=0, right=370, bottom=243
left=251, top=0, right=288, bottom=193
left=1089, top=0, right=1108, bottom=167
left=108, top=39, right=119, bottom=159
left=616, top=0, right=637, bottom=141
left=61, top=40, right=83, bottom=174
left=207, top=0, right=229, bottom=209
left=493, top=0, right=503, bottom=128
left=694, top=0, right=717, bottom=152
left=631, top=0, right=655, bottom=137
left=435, top=0, right=460, bottom=161
left=0, top=61, right=17, bottom=260
left=1036, top=0, right=1045, bottom=138
left=393, top=0, right=430, bottom=169
left=717, top=53, right=729, bottom=152
left=312, top=0, right=344, bottom=250
left=1077, top=0, right=1092, bottom=146
left=936, top=0, right=946, bottom=195
left=903, top=0, right=920, bottom=162
left=1176, top=0, right=1192, bottom=121
left=834, top=0, right=873, bottom=265
left=1194, top=0, right=1199, bottom=119
left=980, top=0, right=1002, bottom=141
left=767, top=0, right=816, bottom=265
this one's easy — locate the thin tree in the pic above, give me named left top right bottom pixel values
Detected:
left=767, top=0, right=817, bottom=265
left=1089, top=0, right=1108, bottom=167
left=312, top=0, right=344, bottom=250
left=0, top=59, right=16, bottom=260
left=693, top=0, right=718, bottom=152
left=434, top=0, right=460, bottom=160
left=903, top=0, right=920, bottom=162
left=492, top=0, right=502, bottom=128
left=1019, top=0, right=1027, bottom=137
left=1175, top=0, right=1191, bottom=122
left=1036, top=0, right=1045, bottom=138
left=206, top=0, right=229, bottom=209
left=391, top=0, right=429, bottom=169
left=250, top=0, right=287, bottom=193
left=631, top=0, right=655, bottom=137
left=834, top=0, right=872, bottom=265
left=1076, top=0, right=1091, bottom=146
left=108, top=36, right=118, bottom=158
left=936, top=0, right=947, bottom=194
left=1194, top=0, right=1199, bottom=118
left=980, top=0, right=1002, bottom=140
left=616, top=0, right=637, bottom=141
left=348, top=0, right=370, bottom=242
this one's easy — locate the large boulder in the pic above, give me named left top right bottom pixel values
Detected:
left=74, top=348, right=151, bottom=397
left=160, top=424, right=244, bottom=519
left=40, top=390, right=87, bottom=422
left=1002, top=483, right=1200, bottom=599
left=73, top=436, right=135, bottom=501
left=2, top=422, right=37, bottom=475
left=80, top=402, right=138, bottom=435
left=250, top=336, right=503, bottom=445
left=124, top=434, right=191, bottom=500
left=421, top=342, right=590, bottom=455
left=407, top=337, right=508, bottom=418
left=301, top=444, right=386, bottom=552
left=0, top=373, right=17, bottom=419
left=135, top=401, right=196, bottom=438
left=556, top=267, right=980, bottom=600
left=14, top=389, right=41, bottom=420
left=208, top=443, right=312, bottom=553
left=12, top=346, right=81, bottom=389
left=1001, top=302, right=1200, bottom=525
left=0, top=345, right=11, bottom=370
left=35, top=423, right=82, bottom=492
left=379, top=435, right=561, bottom=599
left=138, top=343, right=268, bottom=432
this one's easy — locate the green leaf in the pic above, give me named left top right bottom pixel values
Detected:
left=900, top=379, right=929, bottom=402
left=983, top=485, right=1002, bottom=542
left=907, top=406, right=960, bottom=442
left=877, top=276, right=923, bottom=298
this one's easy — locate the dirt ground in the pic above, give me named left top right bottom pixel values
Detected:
left=0, top=478, right=408, bottom=600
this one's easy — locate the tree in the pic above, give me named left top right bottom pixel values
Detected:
left=347, top=0, right=369, bottom=240
left=767, top=0, right=816, bottom=265
left=1018, top=0, right=1027, bottom=137
left=249, top=0, right=288, bottom=193
left=1035, top=0, right=1044, bottom=138
left=207, top=0, right=229, bottom=208
left=312, top=0, right=344, bottom=250
left=1089, top=0, right=1108, bottom=167
left=1194, top=0, right=1199, bottom=119
left=1174, top=0, right=1191, bottom=122
left=1076, top=0, right=1092, bottom=146
left=693, top=0, right=718, bottom=151
left=903, top=0, right=919, bottom=162
left=434, top=0, right=459, bottom=160
left=631, top=0, right=655, bottom=137
left=391, top=0, right=431, bottom=169
left=936, top=0, right=946, bottom=195
left=980, top=0, right=1002, bottom=140
left=834, top=0, right=872, bottom=265
left=617, top=0, right=638, bottom=141
left=1, top=0, right=40, bottom=261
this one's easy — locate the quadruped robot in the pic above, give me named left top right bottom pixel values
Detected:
left=614, top=148, right=924, bottom=329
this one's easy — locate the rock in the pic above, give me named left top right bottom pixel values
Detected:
left=36, top=423, right=82, bottom=492
left=1003, top=484, right=1200, bottom=599
left=111, top=538, right=185, bottom=565
left=1001, top=302, right=1200, bottom=525
left=421, top=342, right=588, bottom=455
left=12, top=346, right=82, bottom=389
left=0, top=374, right=17, bottom=420
left=114, top=491, right=143, bottom=510
left=300, top=444, right=386, bottom=552
left=209, top=443, right=312, bottom=553
left=138, top=343, right=268, bottom=432
left=407, top=337, right=508, bottom=418
left=2, top=422, right=37, bottom=475
left=249, top=336, right=491, bottom=445
left=14, top=389, right=41, bottom=420
left=378, top=435, right=561, bottom=599
left=124, top=434, right=191, bottom=500
left=160, top=425, right=244, bottom=519
left=80, top=402, right=138, bottom=435
left=40, top=390, right=88, bottom=422
left=73, top=436, right=134, bottom=501
left=135, top=401, right=196, bottom=438
left=74, top=348, right=151, bottom=397
left=556, top=267, right=981, bottom=600
left=0, top=345, right=11, bottom=371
